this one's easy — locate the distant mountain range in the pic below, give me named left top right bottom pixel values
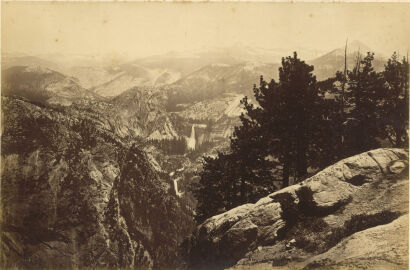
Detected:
left=2, top=41, right=387, bottom=101
left=1, top=40, right=390, bottom=144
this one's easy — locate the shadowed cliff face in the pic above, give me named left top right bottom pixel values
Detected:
left=0, top=97, right=194, bottom=269
left=185, top=148, right=409, bottom=270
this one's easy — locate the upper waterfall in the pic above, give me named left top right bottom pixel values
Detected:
left=187, top=124, right=196, bottom=150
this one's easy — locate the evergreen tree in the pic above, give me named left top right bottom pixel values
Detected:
left=314, top=76, right=345, bottom=166
left=381, top=52, right=409, bottom=147
left=230, top=95, right=276, bottom=201
left=193, top=52, right=328, bottom=222
left=192, top=153, right=241, bottom=223
left=278, top=53, right=319, bottom=182
left=245, top=53, right=322, bottom=186
left=344, top=52, right=385, bottom=155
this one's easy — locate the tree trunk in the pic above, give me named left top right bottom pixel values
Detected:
left=296, top=133, right=308, bottom=181
left=296, top=153, right=308, bottom=181
left=395, top=127, right=403, bottom=148
left=240, top=178, right=246, bottom=204
left=282, top=155, right=290, bottom=188
left=296, top=108, right=308, bottom=181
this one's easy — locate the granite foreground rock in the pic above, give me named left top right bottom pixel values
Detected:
left=186, top=148, right=409, bottom=270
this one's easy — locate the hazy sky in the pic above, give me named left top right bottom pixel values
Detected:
left=2, top=2, right=410, bottom=58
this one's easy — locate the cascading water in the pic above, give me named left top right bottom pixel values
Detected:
left=173, top=177, right=184, bottom=197
left=187, top=124, right=196, bottom=150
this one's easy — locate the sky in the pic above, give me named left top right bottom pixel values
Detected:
left=2, top=2, right=410, bottom=59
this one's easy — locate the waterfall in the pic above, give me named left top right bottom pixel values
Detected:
left=173, top=178, right=184, bottom=197
left=187, top=124, right=196, bottom=150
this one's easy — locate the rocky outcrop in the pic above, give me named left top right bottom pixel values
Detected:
left=0, top=97, right=194, bottom=269
left=300, top=214, right=408, bottom=270
left=186, top=148, right=409, bottom=270
left=109, top=86, right=178, bottom=140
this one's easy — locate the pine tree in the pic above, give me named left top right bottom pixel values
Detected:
left=230, top=94, right=276, bottom=201
left=192, top=152, right=241, bottom=223
left=314, top=76, right=345, bottom=166
left=247, top=52, right=321, bottom=186
left=193, top=52, right=330, bottom=222
left=278, top=52, right=319, bottom=182
left=381, top=52, right=409, bottom=147
left=344, top=52, right=385, bottom=155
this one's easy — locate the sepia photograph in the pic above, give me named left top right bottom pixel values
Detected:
left=1, top=1, right=409, bottom=269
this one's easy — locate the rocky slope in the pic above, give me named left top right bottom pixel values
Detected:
left=167, top=62, right=278, bottom=106
left=1, top=66, right=179, bottom=142
left=185, top=148, right=409, bottom=270
left=91, top=64, right=181, bottom=97
left=0, top=97, right=194, bottom=269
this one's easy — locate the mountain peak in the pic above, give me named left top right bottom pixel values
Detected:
left=320, top=40, right=373, bottom=58
left=347, top=40, right=372, bottom=53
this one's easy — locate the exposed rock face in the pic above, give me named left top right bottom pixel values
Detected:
left=109, top=86, right=178, bottom=140
left=301, top=214, right=409, bottom=270
left=0, top=97, right=193, bottom=269
left=186, top=148, right=409, bottom=270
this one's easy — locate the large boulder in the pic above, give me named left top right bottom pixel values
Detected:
left=186, top=148, right=409, bottom=270
left=301, top=214, right=409, bottom=270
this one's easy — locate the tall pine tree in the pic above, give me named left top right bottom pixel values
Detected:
left=381, top=52, right=409, bottom=147
left=193, top=52, right=329, bottom=222
left=344, top=52, right=385, bottom=155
